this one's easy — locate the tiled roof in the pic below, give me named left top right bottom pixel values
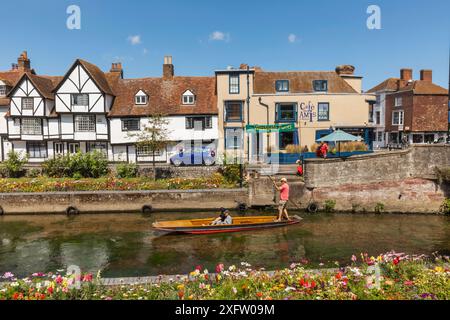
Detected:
left=253, top=71, right=358, bottom=94
left=0, top=70, right=24, bottom=105
left=368, top=78, right=448, bottom=95
left=367, top=78, right=400, bottom=93
left=78, top=59, right=114, bottom=95
left=26, top=73, right=62, bottom=100
left=108, top=76, right=217, bottom=117
left=0, top=97, right=10, bottom=106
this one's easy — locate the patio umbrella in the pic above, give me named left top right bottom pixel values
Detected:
left=316, top=130, right=361, bottom=157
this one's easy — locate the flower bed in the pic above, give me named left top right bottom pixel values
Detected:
left=0, top=174, right=235, bottom=193
left=1, top=252, right=448, bottom=300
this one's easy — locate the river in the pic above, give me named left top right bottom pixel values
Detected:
left=0, top=212, right=448, bottom=277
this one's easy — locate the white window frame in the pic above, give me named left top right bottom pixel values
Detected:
left=395, top=97, right=403, bottom=107
left=27, top=141, right=47, bottom=158
left=74, top=114, right=96, bottom=132
left=22, top=97, right=34, bottom=110
left=21, top=118, right=42, bottom=135
left=71, top=93, right=89, bottom=107
left=136, top=145, right=161, bottom=157
left=54, top=142, right=64, bottom=155
left=68, top=143, right=80, bottom=154
left=229, top=74, right=240, bottom=94
left=135, top=94, right=148, bottom=105
left=392, top=110, right=404, bottom=125
left=0, top=85, right=7, bottom=96
left=121, top=119, right=140, bottom=131
left=182, top=90, right=195, bottom=105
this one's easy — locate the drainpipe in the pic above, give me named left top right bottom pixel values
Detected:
left=246, top=66, right=250, bottom=163
left=258, top=97, right=270, bottom=155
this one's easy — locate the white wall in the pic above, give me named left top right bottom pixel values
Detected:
left=9, top=78, right=45, bottom=117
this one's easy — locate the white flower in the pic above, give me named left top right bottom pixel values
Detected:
left=232, top=287, right=237, bottom=294
left=285, top=286, right=296, bottom=292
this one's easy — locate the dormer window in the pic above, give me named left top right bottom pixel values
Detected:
left=182, top=90, right=195, bottom=105
left=275, top=80, right=289, bottom=92
left=135, top=90, right=148, bottom=105
left=313, top=80, right=328, bottom=92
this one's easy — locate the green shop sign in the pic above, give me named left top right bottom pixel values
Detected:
left=245, top=124, right=296, bottom=133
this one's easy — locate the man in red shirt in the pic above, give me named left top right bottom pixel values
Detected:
left=271, top=177, right=290, bottom=222
left=320, top=142, right=329, bottom=158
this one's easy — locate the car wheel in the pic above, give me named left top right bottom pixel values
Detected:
left=172, top=159, right=183, bottom=167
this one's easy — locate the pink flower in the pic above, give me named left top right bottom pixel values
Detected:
left=2, top=272, right=14, bottom=279
left=55, top=275, right=63, bottom=284
left=215, top=263, right=224, bottom=273
left=404, top=280, right=414, bottom=286
left=195, top=265, right=202, bottom=271
left=351, top=255, right=357, bottom=262
left=82, top=274, right=93, bottom=282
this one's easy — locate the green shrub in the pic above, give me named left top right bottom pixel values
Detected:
left=440, top=198, right=450, bottom=214
left=374, top=202, right=385, bottom=213
left=1, top=151, right=28, bottom=178
left=42, top=151, right=108, bottom=178
left=116, top=162, right=138, bottom=178
left=324, top=200, right=336, bottom=213
left=27, top=168, right=41, bottom=178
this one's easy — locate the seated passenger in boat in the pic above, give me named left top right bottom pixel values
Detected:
left=211, top=209, right=233, bottom=225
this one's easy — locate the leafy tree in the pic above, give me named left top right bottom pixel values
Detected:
left=1, top=151, right=28, bottom=178
left=128, top=114, right=170, bottom=180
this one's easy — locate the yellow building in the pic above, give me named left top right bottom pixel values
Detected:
left=215, top=65, right=375, bottom=162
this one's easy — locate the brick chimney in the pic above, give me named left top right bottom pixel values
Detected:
left=110, top=62, right=124, bottom=78
left=400, top=68, right=413, bottom=81
left=420, top=69, right=432, bottom=82
left=239, top=63, right=249, bottom=70
left=163, top=56, right=174, bottom=80
left=335, top=65, right=355, bottom=76
left=17, top=51, right=31, bottom=72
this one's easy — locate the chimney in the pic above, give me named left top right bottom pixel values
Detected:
left=110, top=62, right=124, bottom=78
left=335, top=65, right=355, bottom=76
left=163, top=56, right=174, bottom=80
left=420, top=69, right=432, bottom=82
left=17, top=51, right=31, bottom=72
left=239, top=63, right=249, bottom=70
left=400, top=68, right=413, bottom=81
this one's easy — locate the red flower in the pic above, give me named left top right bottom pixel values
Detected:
left=310, top=280, right=317, bottom=289
left=256, top=292, right=263, bottom=297
left=335, top=272, right=343, bottom=280
left=82, top=273, right=93, bottom=282
left=12, top=292, right=20, bottom=300
left=393, top=257, right=400, bottom=265
left=47, top=287, right=53, bottom=295
left=178, top=290, right=184, bottom=300
left=195, top=265, right=202, bottom=271
left=215, top=263, right=225, bottom=273
left=55, top=275, right=63, bottom=284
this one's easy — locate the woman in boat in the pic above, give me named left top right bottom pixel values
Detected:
left=211, top=209, right=233, bottom=225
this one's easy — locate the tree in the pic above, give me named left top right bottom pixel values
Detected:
left=128, top=114, right=170, bottom=180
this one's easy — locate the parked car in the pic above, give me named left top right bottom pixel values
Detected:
left=170, top=147, right=216, bottom=166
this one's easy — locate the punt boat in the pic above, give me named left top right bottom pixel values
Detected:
left=152, top=215, right=302, bottom=235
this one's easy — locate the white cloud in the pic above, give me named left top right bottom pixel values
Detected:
left=288, top=33, right=297, bottom=43
left=127, top=35, right=142, bottom=45
left=209, top=31, right=230, bottom=42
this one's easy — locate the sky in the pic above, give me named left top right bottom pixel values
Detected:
left=1, top=0, right=449, bottom=91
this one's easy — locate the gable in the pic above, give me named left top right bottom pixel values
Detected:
left=56, top=63, right=102, bottom=94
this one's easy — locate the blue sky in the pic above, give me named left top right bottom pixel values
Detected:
left=1, top=0, right=449, bottom=90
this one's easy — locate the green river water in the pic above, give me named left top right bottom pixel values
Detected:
left=0, top=212, right=448, bottom=277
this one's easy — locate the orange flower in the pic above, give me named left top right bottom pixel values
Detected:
left=256, top=292, right=263, bottom=298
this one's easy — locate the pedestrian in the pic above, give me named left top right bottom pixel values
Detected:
left=295, top=160, right=303, bottom=176
left=271, top=177, right=290, bottom=222
left=301, top=145, right=309, bottom=153
left=320, top=142, right=329, bottom=158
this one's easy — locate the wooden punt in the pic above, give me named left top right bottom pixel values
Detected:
left=152, top=215, right=302, bottom=234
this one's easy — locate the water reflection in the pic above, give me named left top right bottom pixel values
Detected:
left=0, top=212, right=448, bottom=277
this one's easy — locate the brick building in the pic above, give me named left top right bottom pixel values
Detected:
left=368, top=69, right=448, bottom=145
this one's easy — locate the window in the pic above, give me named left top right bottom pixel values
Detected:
left=276, top=103, right=297, bottom=122
left=186, top=116, right=212, bottom=130
left=71, top=94, right=89, bottom=106
left=22, top=98, right=34, bottom=110
left=0, top=85, right=7, bottom=96
left=54, top=142, right=64, bottom=155
left=392, top=111, right=404, bottom=125
left=135, top=93, right=148, bottom=105
left=395, top=97, right=403, bottom=107
left=68, top=143, right=79, bottom=154
left=275, top=80, right=289, bottom=92
left=136, top=145, right=161, bottom=157
left=225, top=101, right=243, bottom=122
left=377, top=132, right=383, bottom=142
left=75, top=115, right=96, bottom=132
left=413, top=134, right=424, bottom=144
left=279, top=132, right=295, bottom=150
left=318, top=103, right=330, bottom=121
left=313, top=80, right=328, bottom=92
left=21, top=118, right=42, bottom=135
left=121, top=119, right=140, bottom=131
left=27, top=142, right=47, bottom=158
left=375, top=111, right=381, bottom=125
left=182, top=90, right=195, bottom=105
left=225, top=128, right=243, bottom=150
left=229, top=74, right=240, bottom=94
left=88, top=142, right=107, bottom=154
